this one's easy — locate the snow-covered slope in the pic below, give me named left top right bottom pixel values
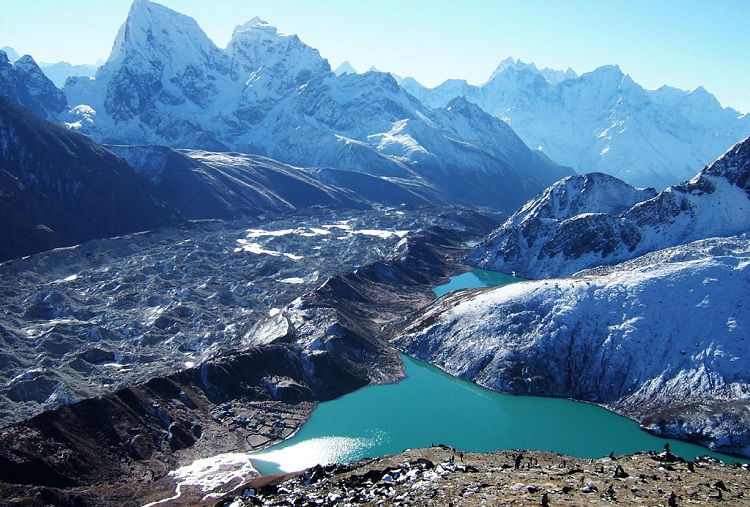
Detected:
left=396, top=235, right=750, bottom=456
left=402, top=58, right=750, bottom=190
left=467, top=137, right=750, bottom=278
left=333, top=61, right=358, bottom=76
left=61, top=1, right=571, bottom=211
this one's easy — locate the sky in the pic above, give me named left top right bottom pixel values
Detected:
left=1, top=0, right=748, bottom=113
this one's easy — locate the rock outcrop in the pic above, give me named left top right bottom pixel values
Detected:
left=218, top=446, right=750, bottom=507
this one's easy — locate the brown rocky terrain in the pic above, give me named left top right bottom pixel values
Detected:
left=218, top=446, right=750, bottom=507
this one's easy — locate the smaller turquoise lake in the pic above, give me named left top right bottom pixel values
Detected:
left=250, top=268, right=742, bottom=475
left=433, top=269, right=525, bottom=297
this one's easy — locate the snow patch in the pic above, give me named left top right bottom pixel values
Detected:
left=142, top=452, right=257, bottom=507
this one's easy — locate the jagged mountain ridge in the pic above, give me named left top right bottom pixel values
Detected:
left=0, top=46, right=98, bottom=88
left=402, top=58, right=750, bottom=190
left=466, top=136, right=750, bottom=278
left=62, top=0, right=571, bottom=212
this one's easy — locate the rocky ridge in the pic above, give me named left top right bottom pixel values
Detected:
left=0, top=50, right=67, bottom=119
left=467, top=136, right=750, bottom=279
left=0, top=94, right=179, bottom=263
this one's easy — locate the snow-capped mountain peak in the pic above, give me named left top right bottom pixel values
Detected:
left=539, top=66, right=577, bottom=84
left=0, top=51, right=67, bottom=119
left=107, top=0, right=219, bottom=69
left=79, top=0, right=234, bottom=125
left=333, top=61, right=358, bottom=76
left=12, top=54, right=41, bottom=73
left=235, top=16, right=267, bottom=31
left=484, top=57, right=577, bottom=86
left=227, top=15, right=329, bottom=85
left=485, top=57, right=540, bottom=84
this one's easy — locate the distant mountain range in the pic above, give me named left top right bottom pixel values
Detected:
left=1, top=46, right=99, bottom=88
left=55, top=0, right=569, bottom=212
left=403, top=58, right=750, bottom=190
left=3, top=0, right=750, bottom=259
left=2, top=1, right=749, bottom=199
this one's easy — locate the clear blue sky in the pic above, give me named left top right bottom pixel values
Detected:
left=1, top=0, right=748, bottom=113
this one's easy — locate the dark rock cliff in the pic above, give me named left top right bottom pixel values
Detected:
left=0, top=95, right=179, bottom=262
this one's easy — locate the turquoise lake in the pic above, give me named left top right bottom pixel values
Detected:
left=250, top=269, right=742, bottom=475
left=432, top=269, right=525, bottom=297
left=251, top=356, right=737, bottom=475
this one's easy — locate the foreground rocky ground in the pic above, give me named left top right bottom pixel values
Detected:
left=218, top=446, right=750, bottom=507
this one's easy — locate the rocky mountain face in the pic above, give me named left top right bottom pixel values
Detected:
left=403, top=58, right=750, bottom=190
left=466, top=136, right=750, bottom=278
left=0, top=94, right=179, bottom=262
left=108, top=146, right=369, bottom=220
left=0, top=50, right=67, bottom=119
left=396, top=234, right=750, bottom=457
left=62, top=0, right=571, bottom=212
